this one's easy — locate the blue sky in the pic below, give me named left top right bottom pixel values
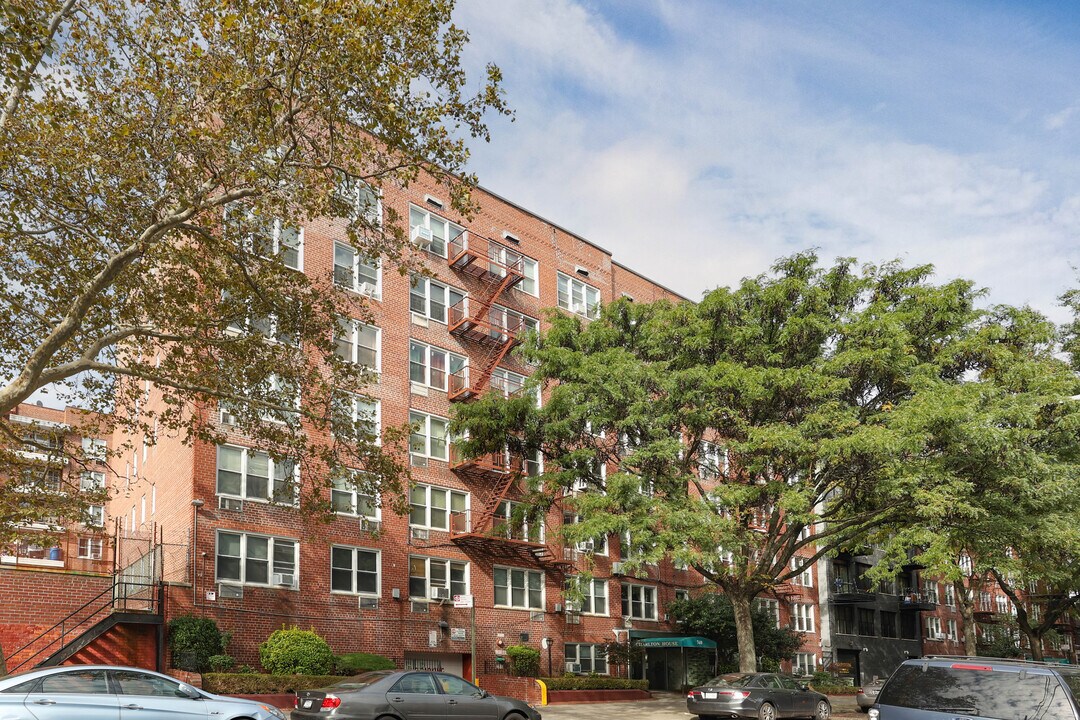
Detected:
left=454, top=0, right=1080, bottom=320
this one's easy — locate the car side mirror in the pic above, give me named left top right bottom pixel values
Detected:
left=177, top=684, right=201, bottom=699
left=800, top=683, right=810, bottom=691
left=479, top=689, right=489, bottom=698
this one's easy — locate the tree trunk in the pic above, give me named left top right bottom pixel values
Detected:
left=731, top=592, right=758, bottom=672
left=1026, top=630, right=1044, bottom=661
left=0, top=638, right=6, bottom=676
left=955, top=580, right=978, bottom=656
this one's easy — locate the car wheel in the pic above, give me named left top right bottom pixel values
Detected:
left=758, top=702, right=777, bottom=720
left=503, top=713, right=527, bottom=720
left=814, top=699, right=831, bottom=720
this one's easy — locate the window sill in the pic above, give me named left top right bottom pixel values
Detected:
left=1, top=555, right=64, bottom=568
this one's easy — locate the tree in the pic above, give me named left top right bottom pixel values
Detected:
left=0, top=0, right=509, bottom=539
left=667, top=593, right=804, bottom=671
left=454, top=253, right=991, bottom=671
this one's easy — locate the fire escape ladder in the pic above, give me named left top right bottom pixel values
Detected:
left=474, top=470, right=520, bottom=535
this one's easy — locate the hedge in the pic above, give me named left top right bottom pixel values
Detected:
left=811, top=684, right=860, bottom=695
left=541, top=677, right=649, bottom=691
left=203, top=673, right=344, bottom=695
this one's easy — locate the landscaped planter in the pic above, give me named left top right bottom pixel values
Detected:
left=547, top=689, right=653, bottom=703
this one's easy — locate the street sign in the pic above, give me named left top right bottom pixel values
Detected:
left=453, top=594, right=474, bottom=608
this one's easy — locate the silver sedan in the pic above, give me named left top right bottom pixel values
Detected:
left=0, top=664, right=286, bottom=720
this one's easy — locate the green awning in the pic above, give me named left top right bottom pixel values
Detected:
left=634, top=636, right=717, bottom=649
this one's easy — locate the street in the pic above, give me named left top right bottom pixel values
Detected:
left=525, top=692, right=863, bottom=720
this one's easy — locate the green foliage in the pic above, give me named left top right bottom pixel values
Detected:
left=333, top=652, right=395, bottom=675
left=505, top=645, right=541, bottom=677
left=202, top=673, right=343, bottom=695
left=259, top=627, right=334, bottom=675
left=666, top=594, right=804, bottom=667
left=208, top=655, right=235, bottom=673
left=167, top=615, right=228, bottom=673
left=541, top=677, right=649, bottom=691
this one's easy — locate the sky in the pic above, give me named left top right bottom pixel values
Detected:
left=453, top=0, right=1080, bottom=321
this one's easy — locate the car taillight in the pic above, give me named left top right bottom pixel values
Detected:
left=857, top=687, right=864, bottom=694
left=294, top=696, right=299, bottom=708
left=322, top=695, right=342, bottom=709
left=719, top=691, right=750, bottom=700
left=687, top=690, right=701, bottom=699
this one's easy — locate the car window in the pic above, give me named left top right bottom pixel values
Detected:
left=390, top=673, right=438, bottom=694
left=761, top=675, right=782, bottom=689
left=0, top=678, right=40, bottom=694
left=879, top=664, right=1077, bottom=720
left=38, top=670, right=110, bottom=694
left=777, top=676, right=801, bottom=691
left=705, top=674, right=756, bottom=688
left=333, top=671, right=393, bottom=689
left=112, top=671, right=184, bottom=697
left=435, top=674, right=481, bottom=696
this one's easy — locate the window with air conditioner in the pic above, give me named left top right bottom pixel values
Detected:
left=408, top=556, right=468, bottom=601
left=557, top=272, right=601, bottom=319
left=77, top=537, right=103, bottom=560
left=216, top=445, right=298, bottom=505
left=494, top=566, right=544, bottom=610
left=621, top=583, right=657, bottom=620
left=216, top=531, right=297, bottom=587
left=331, top=470, right=380, bottom=521
left=334, top=318, right=380, bottom=371
left=409, top=205, right=461, bottom=258
left=408, top=412, right=450, bottom=462
left=333, top=242, right=381, bottom=299
left=564, top=644, right=607, bottom=675
left=330, top=545, right=380, bottom=596
left=409, top=484, right=467, bottom=531
left=563, top=514, right=606, bottom=555
left=409, top=341, right=466, bottom=392
left=569, top=577, right=608, bottom=616
left=409, top=276, right=465, bottom=324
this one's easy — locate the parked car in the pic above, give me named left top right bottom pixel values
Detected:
left=856, top=679, right=884, bottom=712
left=292, top=669, right=542, bottom=720
left=686, top=671, right=831, bottom=720
left=0, top=664, right=286, bottom=720
left=869, top=656, right=1080, bottom=719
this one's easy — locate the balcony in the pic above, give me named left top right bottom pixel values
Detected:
left=448, top=511, right=571, bottom=574
left=449, top=368, right=528, bottom=403
left=831, top=579, right=877, bottom=603
left=448, top=233, right=525, bottom=289
left=899, top=589, right=937, bottom=611
left=450, top=445, right=516, bottom=483
left=448, top=301, right=525, bottom=348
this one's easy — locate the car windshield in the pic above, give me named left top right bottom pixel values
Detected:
left=704, top=674, right=756, bottom=688
left=332, top=671, right=393, bottom=689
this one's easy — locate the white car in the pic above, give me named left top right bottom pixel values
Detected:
left=0, top=664, right=286, bottom=720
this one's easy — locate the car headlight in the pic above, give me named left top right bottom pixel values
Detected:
left=867, top=709, right=879, bottom=720
left=260, top=704, right=286, bottom=720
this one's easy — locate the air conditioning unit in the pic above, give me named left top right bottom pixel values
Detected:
left=563, top=600, right=580, bottom=613
left=219, top=408, right=238, bottom=426
left=218, top=583, right=243, bottom=599
left=273, top=573, right=294, bottom=587
left=410, top=527, right=429, bottom=541
left=571, top=302, right=586, bottom=315
left=577, top=539, right=595, bottom=552
left=565, top=662, right=581, bottom=674
left=358, top=596, right=379, bottom=610
left=411, top=226, right=433, bottom=247
left=218, top=497, right=243, bottom=512
left=358, top=282, right=376, bottom=297
left=553, top=603, right=564, bottom=614
left=360, top=518, right=381, bottom=533
left=430, top=587, right=451, bottom=602
left=611, top=562, right=625, bottom=576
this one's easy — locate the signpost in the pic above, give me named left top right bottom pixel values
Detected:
left=454, top=595, right=476, bottom=682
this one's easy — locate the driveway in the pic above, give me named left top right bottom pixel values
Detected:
left=537, top=691, right=864, bottom=719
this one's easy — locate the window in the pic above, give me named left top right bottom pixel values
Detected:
left=947, top=618, right=958, bottom=641
left=523, top=448, right=543, bottom=477
left=565, top=644, right=608, bottom=674
left=494, top=500, right=543, bottom=542
left=925, top=581, right=939, bottom=604
left=409, top=412, right=449, bottom=461
left=793, top=653, right=816, bottom=677
left=334, top=176, right=381, bottom=225
left=331, top=471, right=379, bottom=519
left=77, top=537, right=103, bottom=560
left=86, top=505, right=104, bottom=527
left=20, top=466, right=63, bottom=492
left=409, top=205, right=462, bottom=257
left=333, top=394, right=380, bottom=442
left=410, top=341, right=466, bottom=391
left=488, top=304, right=539, bottom=339
left=409, top=556, right=468, bottom=600
left=81, top=437, right=107, bottom=463
left=675, top=588, right=690, bottom=602
left=557, top=272, right=601, bottom=319
left=216, top=445, right=297, bottom=504
left=330, top=546, right=379, bottom=595
left=927, top=615, right=942, bottom=639
left=621, top=583, right=657, bottom=620
left=563, top=514, right=606, bottom=555
left=334, top=319, right=380, bottom=370
left=409, top=484, right=467, bottom=530
left=699, top=441, right=728, bottom=480
left=490, top=367, right=528, bottom=399
left=792, top=603, right=815, bottom=632
left=224, top=292, right=298, bottom=345
left=230, top=209, right=302, bottom=270
left=755, top=598, right=781, bottom=629
left=944, top=583, right=956, bottom=607
left=494, top=566, right=544, bottom=610
left=39, top=669, right=109, bottom=694
left=409, top=277, right=464, bottom=324
left=573, top=577, right=608, bottom=615
left=80, top=471, right=105, bottom=492
left=113, top=670, right=186, bottom=697
left=881, top=611, right=898, bottom=638
left=216, top=531, right=297, bottom=587
left=858, top=608, right=877, bottom=636
left=791, top=557, right=813, bottom=587
left=333, top=242, right=380, bottom=298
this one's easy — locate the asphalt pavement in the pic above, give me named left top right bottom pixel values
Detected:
left=530, top=691, right=864, bottom=720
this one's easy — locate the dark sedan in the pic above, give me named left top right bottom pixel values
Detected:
left=292, top=669, right=542, bottom=720
left=687, top=672, right=831, bottom=720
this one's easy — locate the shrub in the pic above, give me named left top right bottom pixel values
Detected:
left=208, top=655, right=235, bottom=673
left=203, top=673, right=342, bottom=695
left=542, top=676, right=649, bottom=691
left=505, top=645, right=540, bottom=677
left=333, top=652, right=395, bottom=675
left=167, top=615, right=229, bottom=672
left=259, top=626, right=334, bottom=675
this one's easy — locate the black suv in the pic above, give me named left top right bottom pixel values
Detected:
left=869, top=656, right=1080, bottom=719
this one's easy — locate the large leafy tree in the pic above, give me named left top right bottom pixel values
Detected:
left=455, top=253, right=992, bottom=671
left=667, top=593, right=804, bottom=671
left=0, top=0, right=508, bottom=539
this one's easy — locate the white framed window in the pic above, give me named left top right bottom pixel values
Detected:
left=409, top=276, right=465, bottom=324
left=565, top=644, right=607, bottom=674
left=81, top=471, right=105, bottom=492
left=927, top=615, right=942, bottom=639
left=699, top=441, right=728, bottom=480
left=333, top=394, right=380, bottom=442
left=494, top=500, right=543, bottom=542
left=409, top=555, right=468, bottom=600
left=409, top=484, right=467, bottom=530
left=574, top=577, right=608, bottom=615
left=77, top=537, right=103, bottom=560
left=229, top=208, right=302, bottom=271
left=557, top=272, right=601, bottom=319
left=523, top=448, right=543, bottom=477
left=487, top=304, right=539, bottom=338
left=410, top=341, right=466, bottom=392
left=793, top=653, right=817, bottom=677
left=621, top=583, right=657, bottom=620
left=409, top=411, right=449, bottom=461
left=216, top=445, right=297, bottom=504
left=947, top=618, right=958, bottom=641
left=330, top=546, right=380, bottom=595
left=334, top=176, right=381, bottom=225
left=224, top=294, right=298, bottom=346
left=791, top=557, right=813, bottom=587
left=944, top=583, right=955, bottom=607
left=215, top=531, right=298, bottom=587
left=564, top=514, right=607, bottom=555
left=675, top=588, right=690, bottom=602
left=86, top=505, right=104, bottom=527
left=21, top=467, right=63, bottom=492
left=409, top=205, right=462, bottom=258
left=925, top=582, right=939, bottom=604
left=333, top=242, right=381, bottom=298
left=334, top=319, right=380, bottom=370
left=995, top=595, right=1009, bottom=614
left=755, top=598, right=781, bottom=629
left=490, top=367, right=530, bottom=400
left=331, top=471, right=380, bottom=520
left=792, top=603, right=815, bottom=632
left=81, top=437, right=107, bottom=463
left=494, top=566, right=544, bottom=610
